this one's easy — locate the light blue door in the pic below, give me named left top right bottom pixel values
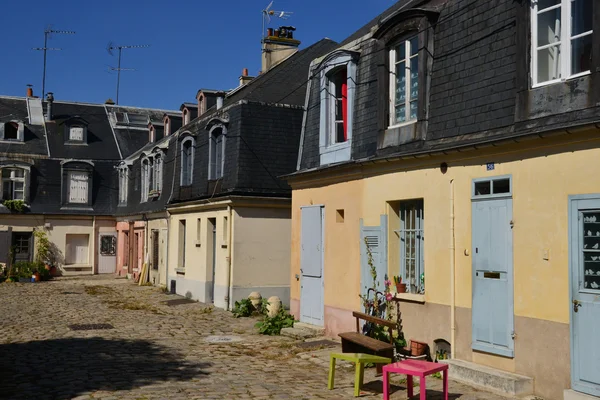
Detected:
left=360, top=216, right=388, bottom=301
left=569, top=197, right=600, bottom=396
left=300, top=206, right=324, bottom=326
left=472, top=198, right=514, bottom=357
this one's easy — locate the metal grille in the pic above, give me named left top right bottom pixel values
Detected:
left=396, top=200, right=424, bottom=293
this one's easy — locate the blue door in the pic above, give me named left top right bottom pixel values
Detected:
left=569, top=196, right=600, bottom=396
left=360, top=216, right=388, bottom=301
left=300, top=206, right=324, bottom=325
left=472, top=197, right=514, bottom=357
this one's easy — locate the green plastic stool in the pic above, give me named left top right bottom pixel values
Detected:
left=327, top=352, right=392, bottom=397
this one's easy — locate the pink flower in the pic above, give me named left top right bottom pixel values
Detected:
left=384, top=279, right=391, bottom=287
left=385, top=293, right=393, bottom=301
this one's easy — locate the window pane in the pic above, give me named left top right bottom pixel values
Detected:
left=14, top=190, right=24, bottom=200
left=537, top=8, right=561, bottom=47
left=14, top=182, right=24, bottom=191
left=395, top=61, right=406, bottom=106
left=395, top=105, right=406, bottom=123
left=14, top=169, right=24, bottom=178
left=572, top=0, right=593, bottom=36
left=537, top=45, right=561, bottom=82
left=3, top=182, right=11, bottom=199
left=538, top=0, right=560, bottom=10
left=70, top=126, right=83, bottom=141
left=409, top=101, right=418, bottom=120
left=396, top=43, right=406, bottom=62
left=336, top=123, right=345, bottom=143
left=492, top=179, right=510, bottom=194
left=474, top=181, right=491, bottom=196
left=410, top=56, right=419, bottom=100
left=2, top=169, right=10, bottom=178
left=409, top=36, right=419, bottom=56
left=571, top=34, right=593, bottom=74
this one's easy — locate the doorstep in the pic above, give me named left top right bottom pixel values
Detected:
left=564, top=389, right=600, bottom=400
left=440, top=359, right=534, bottom=397
left=281, top=322, right=325, bottom=340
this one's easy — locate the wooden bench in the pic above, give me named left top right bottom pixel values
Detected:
left=339, top=311, right=395, bottom=372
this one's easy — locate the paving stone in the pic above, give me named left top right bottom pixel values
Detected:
left=0, top=276, right=514, bottom=399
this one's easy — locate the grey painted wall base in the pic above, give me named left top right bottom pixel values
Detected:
left=173, top=275, right=212, bottom=304
left=230, top=286, right=290, bottom=309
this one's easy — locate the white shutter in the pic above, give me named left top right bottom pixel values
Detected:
left=68, top=171, right=89, bottom=204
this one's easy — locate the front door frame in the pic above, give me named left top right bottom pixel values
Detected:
left=300, top=205, right=325, bottom=326
left=568, top=194, right=600, bottom=396
left=471, top=175, right=515, bottom=357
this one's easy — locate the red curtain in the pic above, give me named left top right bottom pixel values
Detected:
left=342, top=82, right=348, bottom=141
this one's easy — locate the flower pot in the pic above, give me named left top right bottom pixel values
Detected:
left=33, top=272, right=40, bottom=282
left=395, top=283, right=407, bottom=293
left=49, top=266, right=57, bottom=277
left=410, top=340, right=428, bottom=356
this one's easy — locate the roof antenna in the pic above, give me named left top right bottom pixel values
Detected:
left=261, top=1, right=293, bottom=40
left=32, top=25, right=76, bottom=99
left=107, top=42, right=150, bottom=105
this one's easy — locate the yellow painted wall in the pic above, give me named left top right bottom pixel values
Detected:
left=291, top=133, right=600, bottom=328
left=231, top=207, right=291, bottom=288
left=291, top=180, right=365, bottom=311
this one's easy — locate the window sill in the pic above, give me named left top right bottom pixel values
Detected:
left=387, top=120, right=417, bottom=130
left=319, top=141, right=351, bottom=166
left=0, top=140, right=24, bottom=144
left=60, top=205, right=93, bottom=211
left=393, top=292, right=425, bottom=304
left=175, top=267, right=185, bottom=275
left=531, top=70, right=591, bottom=89
left=64, top=141, right=88, bottom=146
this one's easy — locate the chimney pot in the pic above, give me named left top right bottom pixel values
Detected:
left=216, top=96, right=224, bottom=110
left=26, top=85, right=33, bottom=98
left=46, top=92, right=54, bottom=121
left=267, top=28, right=273, bottom=37
left=242, top=68, right=248, bottom=77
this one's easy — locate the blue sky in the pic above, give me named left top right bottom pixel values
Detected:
left=0, top=0, right=395, bottom=110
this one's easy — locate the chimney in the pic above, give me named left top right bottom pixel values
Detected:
left=262, top=26, right=300, bottom=72
left=216, top=96, right=224, bottom=110
left=26, top=84, right=34, bottom=98
left=105, top=98, right=115, bottom=105
left=239, top=68, right=254, bottom=87
left=45, top=92, right=54, bottom=121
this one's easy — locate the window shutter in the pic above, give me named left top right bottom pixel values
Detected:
left=342, top=82, right=348, bottom=141
left=0, top=230, right=10, bottom=263
left=24, top=170, right=30, bottom=203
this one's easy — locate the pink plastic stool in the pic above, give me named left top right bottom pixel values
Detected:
left=382, top=359, right=448, bottom=400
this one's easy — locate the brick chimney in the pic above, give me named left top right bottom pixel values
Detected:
left=26, top=84, right=34, bottom=98
left=262, top=26, right=300, bottom=72
left=239, top=68, right=254, bottom=87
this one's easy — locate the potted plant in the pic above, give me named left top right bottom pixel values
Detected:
left=393, top=275, right=407, bottom=293
left=33, top=229, right=58, bottom=277
left=410, top=339, right=428, bottom=356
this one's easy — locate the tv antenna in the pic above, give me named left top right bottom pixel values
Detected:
left=32, top=26, right=76, bottom=98
left=107, top=42, right=150, bottom=105
left=262, top=1, right=293, bottom=39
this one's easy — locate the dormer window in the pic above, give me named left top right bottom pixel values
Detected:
left=118, top=166, right=129, bottom=206
left=4, top=122, right=18, bottom=140
left=69, top=125, right=84, bottom=141
left=318, top=51, right=357, bottom=166
left=0, top=121, right=25, bottom=142
left=209, top=127, right=225, bottom=180
left=390, top=35, right=419, bottom=126
left=61, top=161, right=93, bottom=207
left=141, top=152, right=163, bottom=201
left=1, top=168, right=26, bottom=201
left=181, top=137, right=194, bottom=186
left=531, top=0, right=593, bottom=86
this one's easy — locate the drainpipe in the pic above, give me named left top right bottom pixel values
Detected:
left=165, top=210, right=170, bottom=290
left=450, top=179, right=456, bottom=359
left=143, top=213, right=149, bottom=283
left=225, top=205, right=233, bottom=310
left=92, top=216, right=96, bottom=274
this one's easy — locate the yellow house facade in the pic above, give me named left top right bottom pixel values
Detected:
left=289, top=129, right=600, bottom=398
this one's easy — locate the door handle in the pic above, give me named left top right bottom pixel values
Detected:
left=573, top=299, right=582, bottom=313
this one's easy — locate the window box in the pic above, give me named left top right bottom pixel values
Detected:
left=1, top=200, right=28, bottom=213
left=393, top=292, right=425, bottom=304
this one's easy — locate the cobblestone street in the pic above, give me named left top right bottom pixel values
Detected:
left=0, top=277, right=511, bottom=399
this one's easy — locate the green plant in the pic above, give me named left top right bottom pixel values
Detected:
left=2, top=200, right=26, bottom=212
left=255, top=309, right=294, bottom=335
left=13, top=261, right=44, bottom=279
left=33, top=229, right=51, bottom=264
left=232, top=298, right=256, bottom=318
left=393, top=275, right=401, bottom=285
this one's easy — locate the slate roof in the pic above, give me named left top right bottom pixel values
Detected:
left=224, top=38, right=339, bottom=107
left=0, top=97, right=48, bottom=155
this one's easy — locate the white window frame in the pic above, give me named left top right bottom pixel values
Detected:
left=118, top=167, right=128, bottom=205
left=319, top=53, right=356, bottom=166
left=67, top=170, right=89, bottom=204
left=180, top=137, right=195, bottom=186
left=395, top=199, right=425, bottom=294
left=531, top=0, right=593, bottom=87
left=0, top=121, right=25, bottom=142
left=208, top=125, right=226, bottom=180
left=389, top=35, right=419, bottom=128
left=151, top=153, right=162, bottom=195
left=1, top=167, right=26, bottom=201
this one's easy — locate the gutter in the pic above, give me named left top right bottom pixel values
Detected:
left=449, top=179, right=456, bottom=359
left=225, top=205, right=233, bottom=310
